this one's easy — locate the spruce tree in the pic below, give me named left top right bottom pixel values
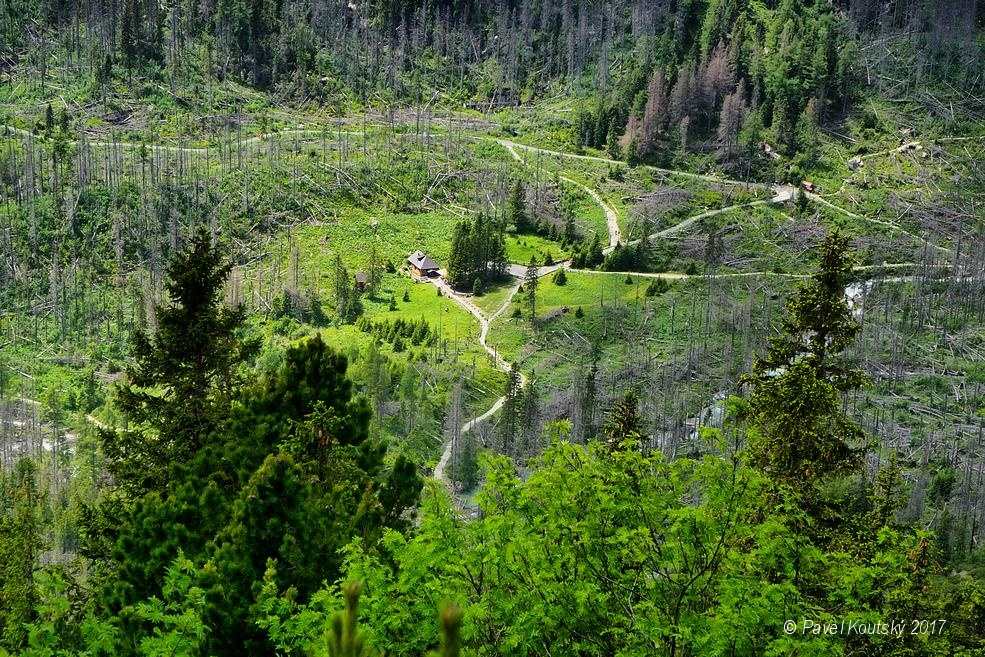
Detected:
left=508, top=181, right=530, bottom=233
left=580, top=355, right=598, bottom=437
left=489, top=226, right=508, bottom=279
left=523, top=257, right=539, bottom=320
left=498, top=363, right=522, bottom=456
left=0, top=459, right=41, bottom=650
left=121, top=0, right=139, bottom=67
left=446, top=220, right=471, bottom=288
left=563, top=215, right=577, bottom=245
left=601, top=392, right=644, bottom=451
left=743, top=232, right=866, bottom=490
left=587, top=233, right=604, bottom=268
left=870, top=454, right=907, bottom=528
left=333, top=254, right=356, bottom=321
left=606, top=117, right=621, bottom=159
left=367, top=244, right=382, bottom=297
left=106, top=229, right=255, bottom=495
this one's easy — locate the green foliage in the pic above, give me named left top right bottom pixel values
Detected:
left=126, top=555, right=207, bottom=657
left=447, top=215, right=507, bottom=290
left=871, top=454, right=907, bottom=528
left=299, top=426, right=982, bottom=656
left=357, top=316, right=438, bottom=351
left=323, top=582, right=375, bottom=657
left=645, top=279, right=669, bottom=296
left=105, top=229, right=258, bottom=495
left=601, top=392, right=644, bottom=450
left=522, top=258, right=538, bottom=320
left=507, top=181, right=530, bottom=233
left=743, top=233, right=866, bottom=492
left=16, top=569, right=119, bottom=657
left=0, top=459, right=41, bottom=650
left=334, top=253, right=361, bottom=323
left=69, top=241, right=424, bottom=655
left=429, top=606, right=462, bottom=657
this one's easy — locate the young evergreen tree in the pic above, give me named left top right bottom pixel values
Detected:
left=497, top=363, right=522, bottom=456
left=743, top=232, right=866, bottom=492
left=106, top=229, right=255, bottom=495
left=523, top=258, right=539, bottom=320
left=333, top=254, right=356, bottom=322
left=581, top=356, right=598, bottom=437
left=367, top=244, right=382, bottom=298
left=0, top=459, right=41, bottom=650
left=587, top=233, right=604, bottom=268
left=601, top=392, right=645, bottom=450
left=606, top=117, right=622, bottom=159
left=507, top=181, right=530, bottom=233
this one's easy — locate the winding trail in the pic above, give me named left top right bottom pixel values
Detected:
left=566, top=175, right=622, bottom=249
left=2, top=124, right=358, bottom=155
left=567, top=261, right=944, bottom=282
left=497, top=138, right=770, bottom=190
left=613, top=185, right=795, bottom=252
left=499, top=139, right=622, bottom=249
left=498, top=136, right=796, bottom=258
left=429, top=277, right=525, bottom=490
left=806, top=192, right=953, bottom=255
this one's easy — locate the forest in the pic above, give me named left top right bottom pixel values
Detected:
left=2, top=0, right=985, bottom=655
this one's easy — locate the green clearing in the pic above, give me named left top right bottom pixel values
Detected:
left=505, top=233, right=568, bottom=265
left=488, top=270, right=666, bottom=372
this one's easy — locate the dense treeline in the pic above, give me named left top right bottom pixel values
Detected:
left=446, top=214, right=507, bottom=291
left=3, top=1, right=981, bottom=112
left=576, top=0, right=858, bottom=171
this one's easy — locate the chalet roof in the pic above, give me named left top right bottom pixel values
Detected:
left=355, top=271, right=369, bottom=283
left=408, top=250, right=439, bottom=271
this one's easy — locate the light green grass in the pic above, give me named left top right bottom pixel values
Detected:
left=505, top=234, right=568, bottom=265
left=488, top=271, right=655, bottom=364
left=470, top=279, right=518, bottom=316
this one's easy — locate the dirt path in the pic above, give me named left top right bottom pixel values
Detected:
left=496, top=132, right=950, bottom=261
left=564, top=174, right=622, bottom=249
left=568, top=261, right=960, bottom=284
left=428, top=277, right=525, bottom=490
left=499, top=139, right=623, bottom=249
left=805, top=192, right=953, bottom=255
left=1, top=124, right=357, bottom=155
left=625, top=199, right=771, bottom=249
left=497, top=138, right=770, bottom=190
left=498, top=137, right=797, bottom=256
